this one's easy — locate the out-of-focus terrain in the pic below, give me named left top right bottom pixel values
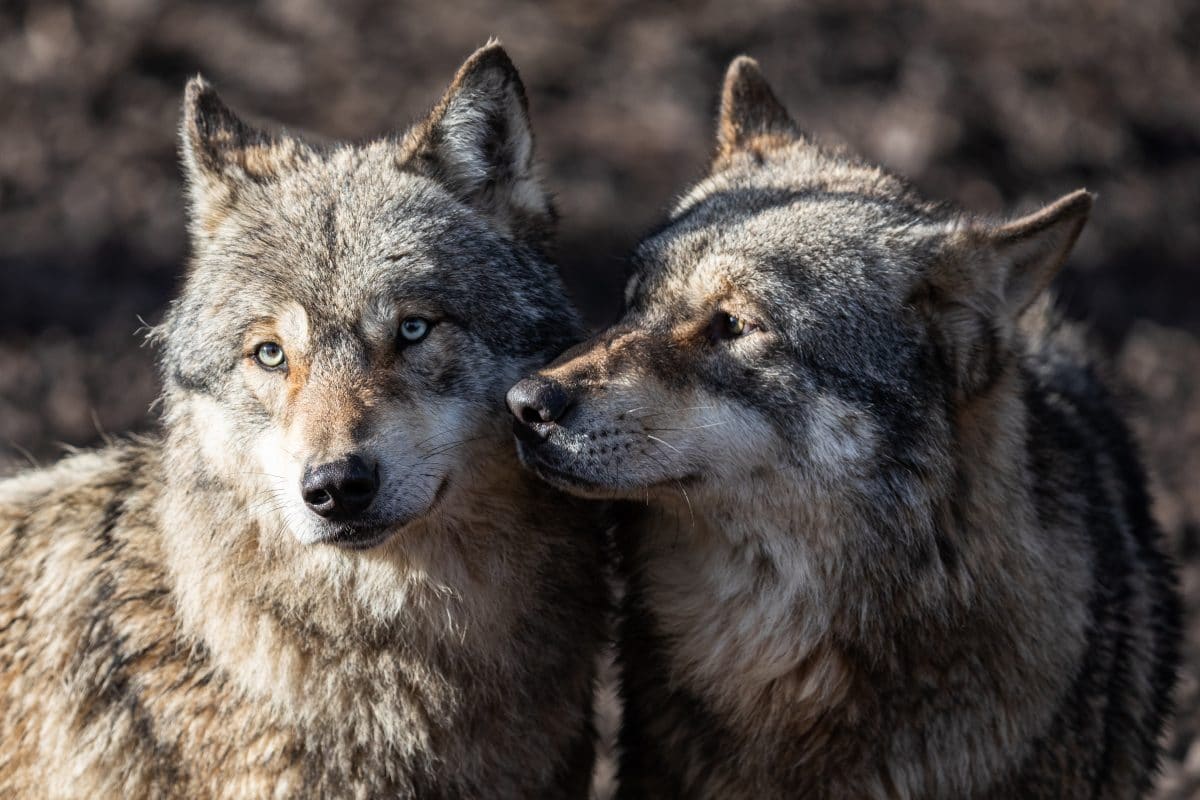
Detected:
left=0, top=1, right=1196, bottom=795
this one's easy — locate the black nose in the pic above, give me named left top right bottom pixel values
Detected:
left=507, top=377, right=572, bottom=442
left=301, top=455, right=379, bottom=520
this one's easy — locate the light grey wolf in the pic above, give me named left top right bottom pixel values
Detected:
left=0, top=43, right=605, bottom=798
left=508, top=56, right=1180, bottom=799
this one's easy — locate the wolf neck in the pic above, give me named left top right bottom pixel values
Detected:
left=632, top=374, right=1057, bottom=724
left=156, top=428, right=547, bottom=713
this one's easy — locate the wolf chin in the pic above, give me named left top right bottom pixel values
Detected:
left=0, top=44, right=606, bottom=798
left=508, top=57, right=1180, bottom=798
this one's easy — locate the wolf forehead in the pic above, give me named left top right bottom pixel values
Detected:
left=190, top=151, right=554, bottom=316
left=629, top=179, right=938, bottom=322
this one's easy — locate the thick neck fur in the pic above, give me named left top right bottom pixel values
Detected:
left=157, top=394, right=556, bottom=720
left=628, top=366, right=1092, bottom=792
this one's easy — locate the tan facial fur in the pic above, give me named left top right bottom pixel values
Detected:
left=214, top=299, right=491, bottom=548
left=516, top=256, right=878, bottom=505
left=0, top=43, right=606, bottom=799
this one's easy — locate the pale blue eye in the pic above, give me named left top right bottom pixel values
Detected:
left=255, top=342, right=286, bottom=368
left=399, top=317, right=430, bottom=343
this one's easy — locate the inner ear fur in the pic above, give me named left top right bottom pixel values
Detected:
left=990, top=189, right=1093, bottom=316
left=180, top=77, right=305, bottom=231
left=714, top=55, right=800, bottom=167
left=918, top=189, right=1093, bottom=396
left=399, top=42, right=553, bottom=245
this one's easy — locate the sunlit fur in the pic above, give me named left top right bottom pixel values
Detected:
left=512, top=57, right=1179, bottom=798
left=0, top=44, right=606, bottom=797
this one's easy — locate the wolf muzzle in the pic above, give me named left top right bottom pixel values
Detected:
left=507, top=376, right=573, bottom=444
left=301, top=454, right=380, bottom=521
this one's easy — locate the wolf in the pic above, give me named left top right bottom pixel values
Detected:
left=507, top=56, right=1180, bottom=799
left=0, top=43, right=607, bottom=798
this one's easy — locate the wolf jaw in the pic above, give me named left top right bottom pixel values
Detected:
left=0, top=44, right=605, bottom=798
left=508, top=56, right=1179, bottom=799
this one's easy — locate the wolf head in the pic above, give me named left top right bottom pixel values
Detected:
left=509, top=57, right=1090, bottom=518
left=158, top=44, right=580, bottom=550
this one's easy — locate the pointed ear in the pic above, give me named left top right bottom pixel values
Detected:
left=180, top=77, right=303, bottom=231
left=918, top=190, right=1093, bottom=396
left=988, top=189, right=1093, bottom=316
left=401, top=42, right=552, bottom=244
left=714, top=56, right=799, bottom=166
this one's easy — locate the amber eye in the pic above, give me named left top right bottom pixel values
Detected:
left=708, top=312, right=749, bottom=342
left=254, top=342, right=286, bottom=369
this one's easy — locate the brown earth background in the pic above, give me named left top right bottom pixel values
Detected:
left=0, top=1, right=1196, bottom=795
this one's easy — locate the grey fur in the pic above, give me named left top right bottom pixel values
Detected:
left=509, top=56, right=1179, bottom=799
left=0, top=43, right=605, bottom=798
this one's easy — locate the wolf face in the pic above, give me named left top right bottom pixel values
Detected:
left=161, top=45, right=580, bottom=550
left=509, top=57, right=1089, bottom=519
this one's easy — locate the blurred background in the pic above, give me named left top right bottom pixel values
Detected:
left=0, top=0, right=1196, bottom=794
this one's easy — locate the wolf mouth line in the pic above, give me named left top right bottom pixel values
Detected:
left=514, top=446, right=605, bottom=494
left=514, top=423, right=701, bottom=497
left=316, top=475, right=454, bottom=550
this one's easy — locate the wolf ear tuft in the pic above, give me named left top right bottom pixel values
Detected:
left=402, top=42, right=553, bottom=244
left=715, top=56, right=799, bottom=165
left=180, top=77, right=300, bottom=232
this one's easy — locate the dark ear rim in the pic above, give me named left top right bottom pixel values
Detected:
left=715, top=55, right=799, bottom=164
left=180, top=75, right=280, bottom=182
left=401, top=40, right=530, bottom=161
left=398, top=41, right=555, bottom=245
left=992, top=188, right=1094, bottom=313
left=993, top=188, right=1094, bottom=246
left=444, top=40, right=529, bottom=119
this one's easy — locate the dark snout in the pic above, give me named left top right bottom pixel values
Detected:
left=301, top=454, right=379, bottom=520
left=507, top=376, right=573, bottom=443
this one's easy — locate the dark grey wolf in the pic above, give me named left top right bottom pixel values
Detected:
left=508, top=56, right=1180, bottom=798
left=0, top=43, right=605, bottom=798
